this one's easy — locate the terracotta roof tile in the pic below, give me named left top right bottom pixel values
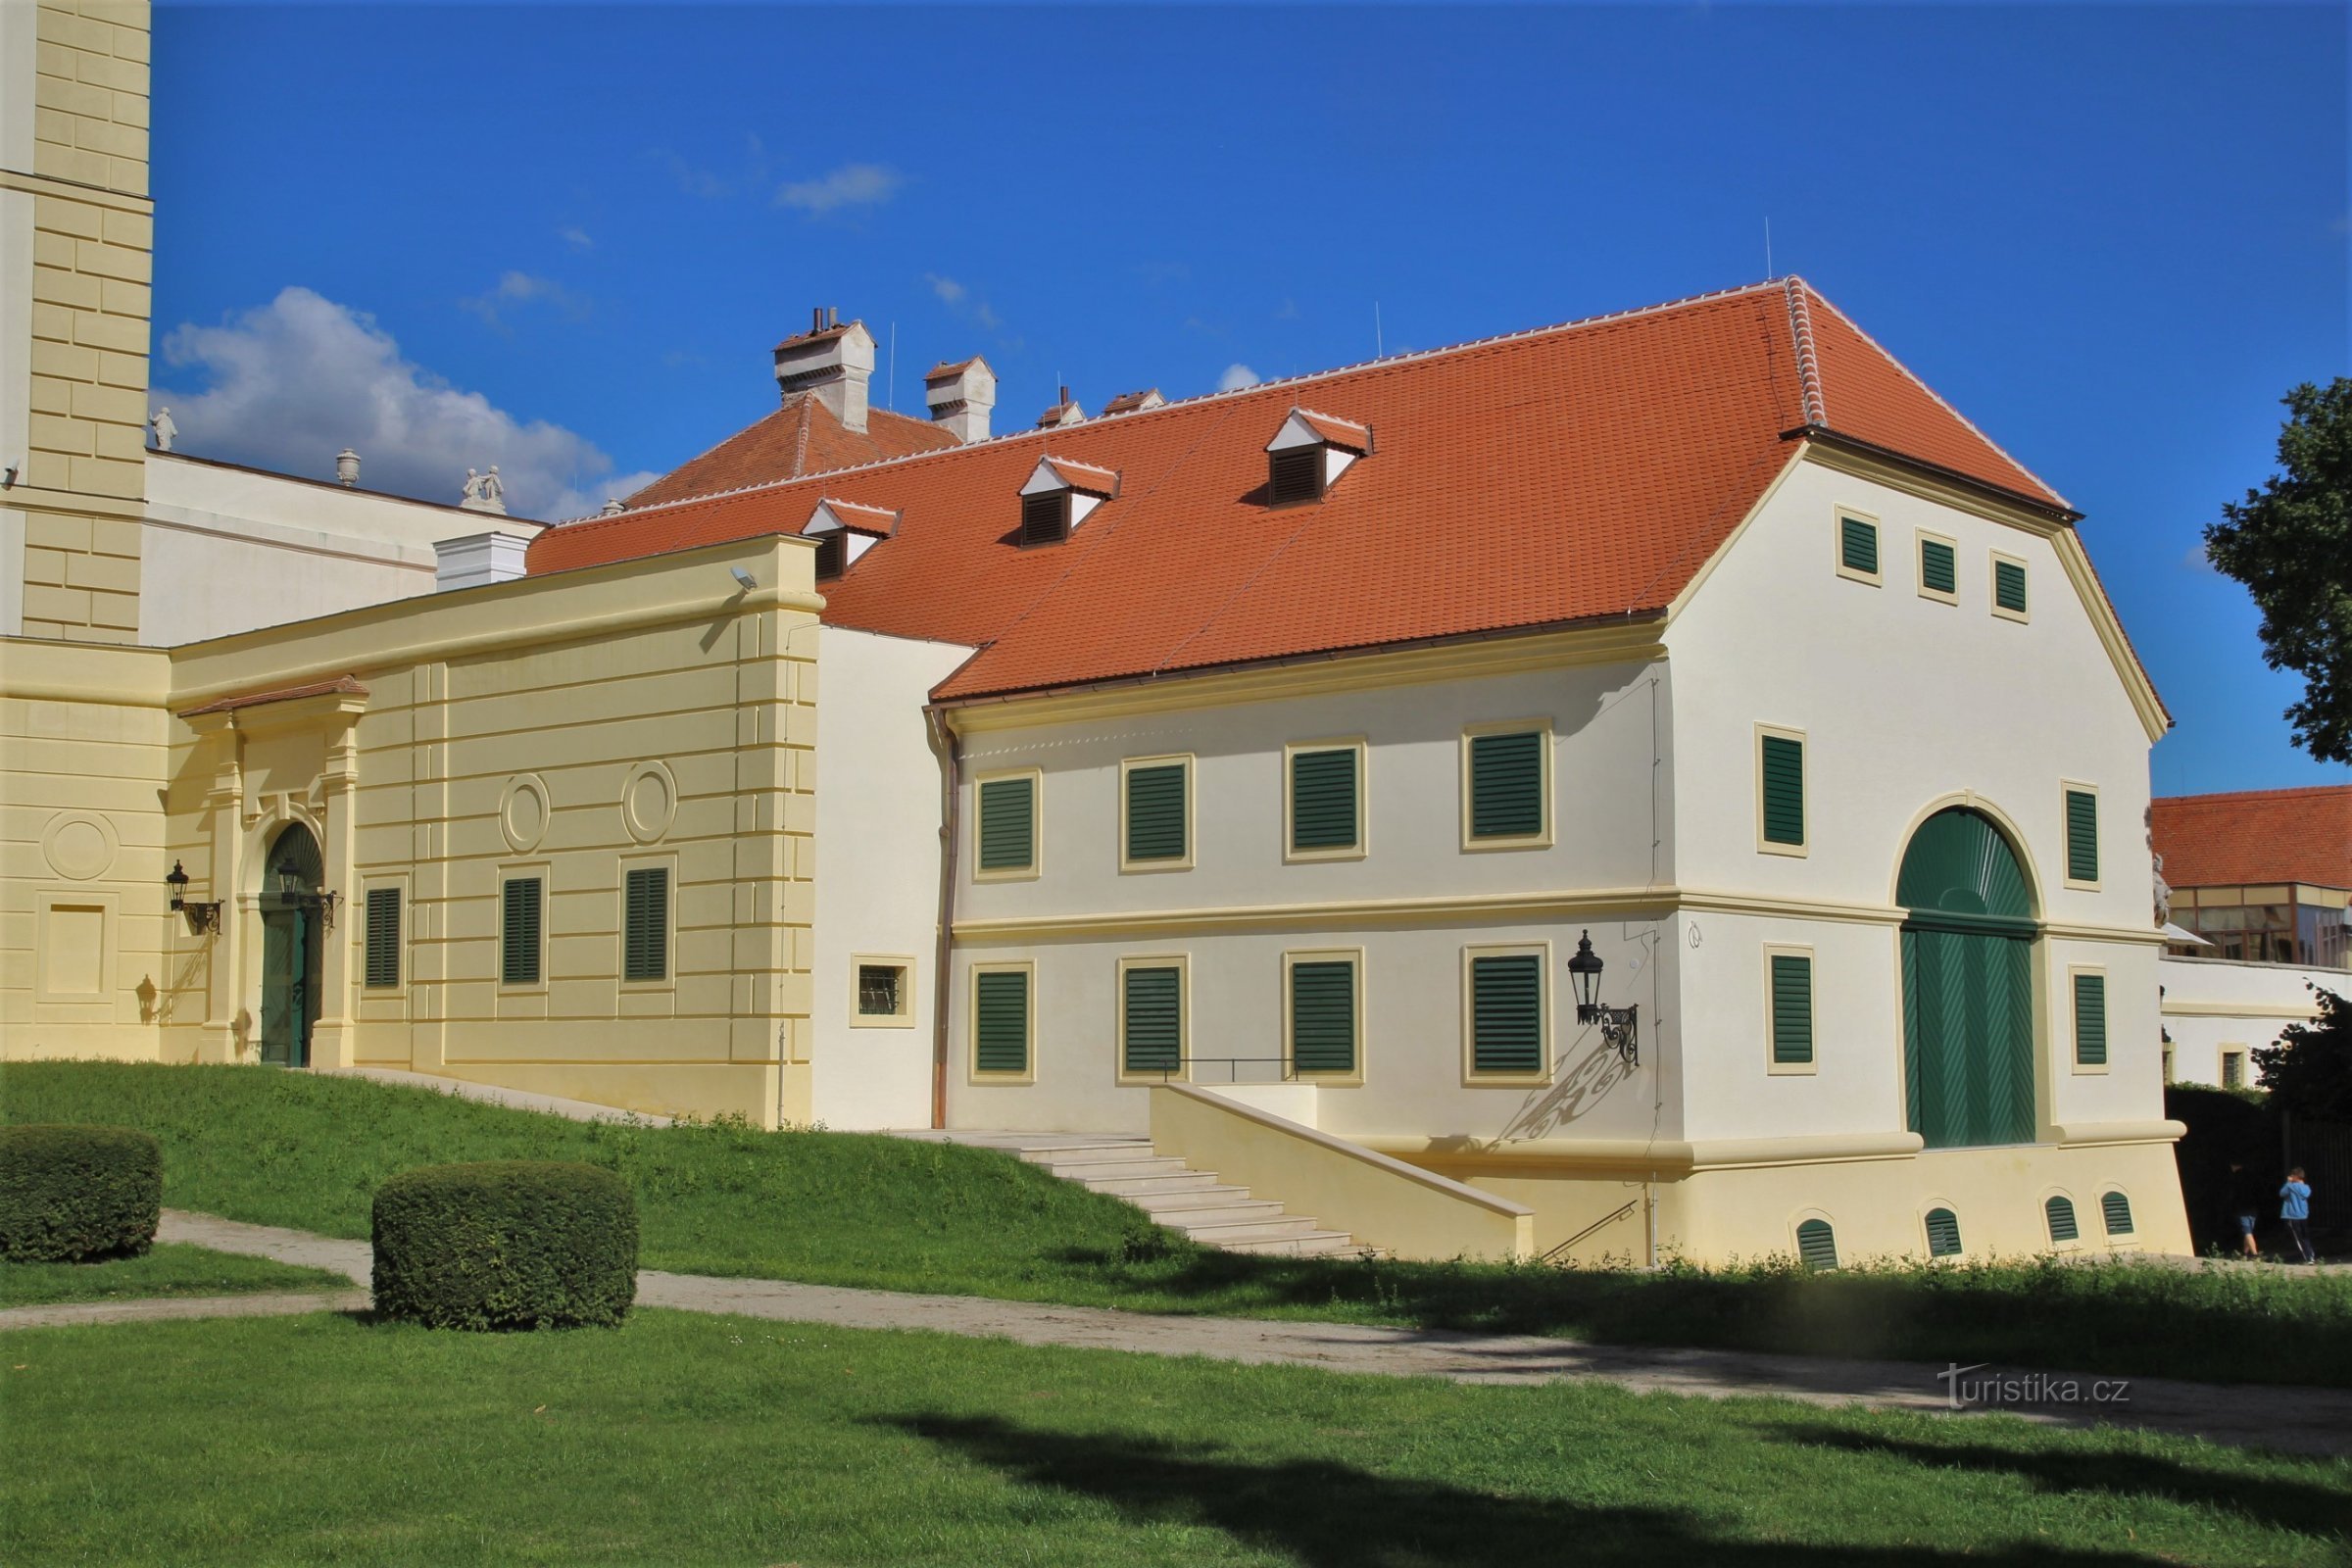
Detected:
left=810, top=497, right=900, bottom=537
left=620, top=394, right=956, bottom=513
left=533, top=278, right=2079, bottom=704
left=1291, top=408, right=1371, bottom=452
left=2152, top=787, right=2352, bottom=891
left=1039, top=456, right=1120, bottom=496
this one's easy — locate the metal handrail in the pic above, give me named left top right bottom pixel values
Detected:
left=1542, top=1200, right=1639, bottom=1263
left=1144, top=1055, right=1297, bottom=1085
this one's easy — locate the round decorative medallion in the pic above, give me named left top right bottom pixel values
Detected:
left=499, top=775, right=551, bottom=854
left=41, top=811, right=118, bottom=881
left=622, top=760, right=677, bottom=845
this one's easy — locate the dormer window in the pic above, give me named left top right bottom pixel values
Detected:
left=1017, top=456, right=1119, bottom=548
left=800, top=497, right=900, bottom=581
left=1264, top=407, right=1371, bottom=507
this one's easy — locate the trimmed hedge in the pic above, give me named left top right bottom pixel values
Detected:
left=0, top=1124, right=162, bottom=1262
left=372, top=1160, right=637, bottom=1330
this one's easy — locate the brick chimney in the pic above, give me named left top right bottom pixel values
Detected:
left=773, top=307, right=876, bottom=433
left=922, top=357, right=997, bottom=443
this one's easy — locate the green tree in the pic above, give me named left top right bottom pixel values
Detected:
left=2254, top=985, right=2352, bottom=1122
left=2204, top=378, right=2352, bottom=763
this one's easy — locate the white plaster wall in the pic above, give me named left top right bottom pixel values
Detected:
left=948, top=658, right=1678, bottom=1135
left=140, top=454, right=543, bottom=645
left=1665, top=455, right=2165, bottom=1144
left=809, top=624, right=972, bottom=1129
left=2161, top=956, right=2344, bottom=1086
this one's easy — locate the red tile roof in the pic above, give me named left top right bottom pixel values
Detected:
left=2152, top=786, right=2352, bottom=891
left=533, top=278, right=2084, bottom=703
left=812, top=498, right=901, bottom=537
left=619, top=394, right=957, bottom=512
left=1291, top=408, right=1372, bottom=452
left=1038, top=456, right=1120, bottom=497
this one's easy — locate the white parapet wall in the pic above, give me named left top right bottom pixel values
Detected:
left=2161, top=956, right=2345, bottom=1087
left=1151, top=1083, right=1536, bottom=1261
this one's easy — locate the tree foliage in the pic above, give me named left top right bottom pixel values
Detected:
left=2255, top=984, right=2352, bottom=1123
left=2204, top=378, right=2352, bottom=763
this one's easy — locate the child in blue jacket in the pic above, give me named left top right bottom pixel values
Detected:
left=2280, top=1168, right=2315, bottom=1264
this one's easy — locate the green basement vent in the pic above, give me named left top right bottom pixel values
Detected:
left=2100, top=1191, right=2133, bottom=1236
left=2045, top=1196, right=2080, bottom=1245
left=1795, top=1218, right=1838, bottom=1270
left=1924, top=1206, right=1963, bottom=1258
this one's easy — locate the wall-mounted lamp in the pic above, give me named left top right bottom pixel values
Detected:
left=274, top=855, right=340, bottom=931
left=166, top=859, right=222, bottom=936
left=729, top=566, right=757, bottom=592
left=1566, top=929, right=1640, bottom=1067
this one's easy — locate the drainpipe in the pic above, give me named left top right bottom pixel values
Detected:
left=925, top=706, right=962, bottom=1131
left=1644, top=1173, right=1659, bottom=1268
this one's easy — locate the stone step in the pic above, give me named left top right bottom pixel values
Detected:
left=1038, top=1156, right=1193, bottom=1182
left=1081, top=1170, right=1227, bottom=1198
left=1113, top=1182, right=1253, bottom=1210
left=1216, top=1230, right=1363, bottom=1256
left=1014, top=1139, right=1156, bottom=1161
left=1141, top=1198, right=1286, bottom=1228
left=1173, top=1212, right=1328, bottom=1246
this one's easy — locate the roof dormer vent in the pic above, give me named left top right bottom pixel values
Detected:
left=1264, top=407, right=1371, bottom=506
left=1037, top=385, right=1087, bottom=429
left=1100, top=388, right=1165, bottom=416
left=1017, top=455, right=1118, bottom=547
left=801, top=497, right=900, bottom=580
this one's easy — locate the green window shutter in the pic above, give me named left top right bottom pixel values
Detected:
left=1121, top=966, right=1182, bottom=1074
left=1290, top=960, right=1356, bottom=1075
left=1795, top=1219, right=1838, bottom=1270
left=1770, top=954, right=1814, bottom=1065
left=2045, top=1196, right=2079, bottom=1244
left=501, top=877, right=542, bottom=986
left=364, top=887, right=401, bottom=990
left=1994, top=559, right=2028, bottom=613
left=1924, top=1207, right=1963, bottom=1258
left=1839, top=516, right=1879, bottom=575
left=1471, top=954, right=1544, bottom=1074
left=1125, top=762, right=1188, bottom=862
left=1921, top=537, right=1956, bottom=595
left=1290, top=748, right=1359, bottom=853
left=2100, top=1191, right=2134, bottom=1236
left=1760, top=734, right=1805, bottom=847
left=1469, top=730, right=1544, bottom=840
left=2073, top=972, right=2107, bottom=1066
left=622, top=867, right=667, bottom=983
left=2065, top=790, right=2099, bottom=883
left=974, top=970, right=1030, bottom=1073
left=978, top=776, right=1035, bottom=871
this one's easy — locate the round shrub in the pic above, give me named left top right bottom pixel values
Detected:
left=372, top=1161, right=637, bottom=1330
left=0, top=1124, right=163, bottom=1262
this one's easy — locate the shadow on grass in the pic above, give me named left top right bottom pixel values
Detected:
left=880, top=1412, right=2151, bottom=1567
left=1048, top=1241, right=2352, bottom=1389
left=1774, top=1426, right=2352, bottom=1543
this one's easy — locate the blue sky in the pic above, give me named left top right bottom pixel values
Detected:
left=150, top=3, right=2346, bottom=794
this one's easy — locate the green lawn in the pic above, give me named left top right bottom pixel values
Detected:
left=8, top=1061, right=2350, bottom=1388
left=4, top=1307, right=2345, bottom=1566
left=0, top=1242, right=350, bottom=1308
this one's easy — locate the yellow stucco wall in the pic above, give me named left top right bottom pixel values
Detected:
left=13, top=0, right=152, bottom=644
left=1, top=535, right=830, bottom=1128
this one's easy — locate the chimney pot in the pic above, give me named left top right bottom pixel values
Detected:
left=923, top=356, right=997, bottom=444
left=774, top=314, right=877, bottom=431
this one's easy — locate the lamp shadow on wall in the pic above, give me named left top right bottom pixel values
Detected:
left=1498, top=1036, right=1634, bottom=1141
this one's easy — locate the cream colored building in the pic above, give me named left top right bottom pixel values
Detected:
left=0, top=3, right=2197, bottom=1265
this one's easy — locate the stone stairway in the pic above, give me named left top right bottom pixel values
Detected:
left=898, top=1130, right=1363, bottom=1256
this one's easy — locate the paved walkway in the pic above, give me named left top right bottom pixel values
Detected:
left=3, top=1210, right=2345, bottom=1457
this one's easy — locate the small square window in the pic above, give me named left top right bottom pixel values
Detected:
left=1836, top=511, right=1881, bottom=583
left=1917, top=531, right=1958, bottom=604
left=853, top=958, right=914, bottom=1026
left=1991, top=554, right=2029, bottom=620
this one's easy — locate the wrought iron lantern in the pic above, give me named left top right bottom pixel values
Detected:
left=1567, top=929, right=1640, bottom=1067
left=274, top=855, right=340, bottom=931
left=165, top=859, right=222, bottom=936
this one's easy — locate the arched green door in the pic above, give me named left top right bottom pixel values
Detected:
left=259, top=823, right=324, bottom=1068
left=1898, top=808, right=2036, bottom=1148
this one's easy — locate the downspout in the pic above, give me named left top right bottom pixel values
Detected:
left=925, top=705, right=962, bottom=1130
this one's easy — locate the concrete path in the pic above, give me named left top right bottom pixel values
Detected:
left=5, top=1210, right=2346, bottom=1457
left=315, top=1068, right=675, bottom=1127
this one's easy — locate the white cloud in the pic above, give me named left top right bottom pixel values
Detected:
left=460, top=270, right=589, bottom=331
left=923, top=272, right=967, bottom=306
left=924, top=272, right=1009, bottom=339
left=2182, top=540, right=2219, bottom=574
left=157, top=286, right=642, bottom=521
left=776, top=162, right=901, bottom=215
left=1217, top=363, right=1261, bottom=393
left=559, top=225, right=593, bottom=250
